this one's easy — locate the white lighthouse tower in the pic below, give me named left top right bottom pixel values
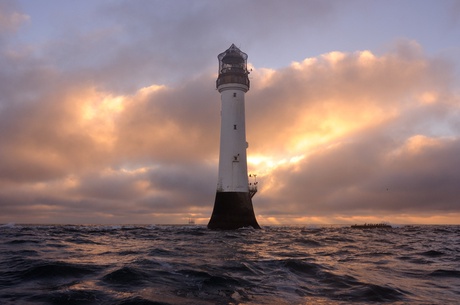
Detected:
left=208, top=44, right=260, bottom=230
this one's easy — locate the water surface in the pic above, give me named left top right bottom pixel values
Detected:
left=1, top=224, right=459, bottom=304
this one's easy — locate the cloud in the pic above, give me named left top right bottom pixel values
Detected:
left=247, top=41, right=454, bottom=156
left=246, top=42, right=460, bottom=223
left=1, top=9, right=459, bottom=227
left=259, top=131, right=460, bottom=216
left=0, top=82, right=118, bottom=183
left=113, top=75, right=221, bottom=166
left=32, top=0, right=338, bottom=93
left=0, top=1, right=29, bottom=34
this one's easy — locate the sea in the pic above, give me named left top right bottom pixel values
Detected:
left=0, top=224, right=459, bottom=305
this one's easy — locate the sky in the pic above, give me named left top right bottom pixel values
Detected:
left=1, top=0, right=460, bottom=225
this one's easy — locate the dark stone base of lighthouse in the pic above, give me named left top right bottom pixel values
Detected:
left=208, top=192, right=261, bottom=230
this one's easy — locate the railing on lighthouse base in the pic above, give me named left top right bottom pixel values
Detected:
left=249, top=174, right=258, bottom=199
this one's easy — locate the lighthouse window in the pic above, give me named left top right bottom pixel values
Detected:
left=233, top=93, right=236, bottom=97
left=234, top=124, right=237, bottom=130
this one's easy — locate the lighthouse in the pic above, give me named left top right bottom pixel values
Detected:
left=208, top=44, right=260, bottom=230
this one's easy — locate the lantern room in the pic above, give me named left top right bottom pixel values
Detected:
left=216, top=44, right=250, bottom=89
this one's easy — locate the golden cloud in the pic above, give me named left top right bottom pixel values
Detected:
left=1, top=40, right=460, bottom=224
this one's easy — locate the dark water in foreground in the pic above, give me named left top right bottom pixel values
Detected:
left=1, top=224, right=459, bottom=304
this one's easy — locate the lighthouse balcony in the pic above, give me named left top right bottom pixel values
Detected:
left=216, top=74, right=250, bottom=88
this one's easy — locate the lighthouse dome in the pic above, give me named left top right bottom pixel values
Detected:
left=221, top=51, right=245, bottom=65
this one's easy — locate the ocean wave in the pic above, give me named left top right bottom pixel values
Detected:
left=20, top=261, right=98, bottom=281
left=0, top=225, right=459, bottom=304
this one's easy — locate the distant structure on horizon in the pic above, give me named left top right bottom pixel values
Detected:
left=207, top=44, right=260, bottom=230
